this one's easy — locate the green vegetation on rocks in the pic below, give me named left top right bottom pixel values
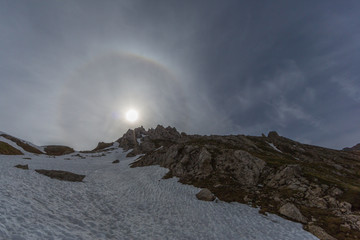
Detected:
left=0, top=141, right=23, bottom=155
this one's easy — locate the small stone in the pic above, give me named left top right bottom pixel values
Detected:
left=324, top=195, right=338, bottom=208
left=340, top=223, right=351, bottom=232
left=329, top=187, right=343, bottom=197
left=243, top=195, right=251, bottom=202
left=196, top=188, right=215, bottom=201
left=309, top=197, right=328, bottom=209
left=339, top=201, right=352, bottom=213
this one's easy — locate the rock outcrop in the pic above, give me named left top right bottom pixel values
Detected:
left=35, top=169, right=85, bottom=182
left=305, top=224, right=337, bottom=240
left=44, top=145, right=75, bottom=156
left=92, top=142, right=114, bottom=152
left=117, top=125, right=181, bottom=157
left=127, top=127, right=360, bottom=240
left=343, top=143, right=360, bottom=152
left=14, top=164, right=29, bottom=170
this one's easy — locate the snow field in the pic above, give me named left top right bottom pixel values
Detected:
left=0, top=149, right=318, bottom=240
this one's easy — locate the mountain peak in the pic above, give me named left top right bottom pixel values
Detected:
left=343, top=143, right=360, bottom=151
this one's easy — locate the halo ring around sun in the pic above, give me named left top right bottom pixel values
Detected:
left=58, top=51, right=188, bottom=150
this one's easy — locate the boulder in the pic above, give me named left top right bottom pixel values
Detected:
left=198, top=147, right=213, bottom=176
left=35, top=169, right=85, bottom=182
left=308, top=197, right=328, bottom=209
left=196, top=188, right=215, bottom=201
left=267, top=165, right=303, bottom=188
left=339, top=201, right=352, bottom=213
left=215, top=150, right=265, bottom=187
left=112, top=160, right=120, bottom=164
left=14, top=164, right=29, bottom=170
left=279, top=203, right=307, bottom=223
left=306, top=224, right=336, bottom=240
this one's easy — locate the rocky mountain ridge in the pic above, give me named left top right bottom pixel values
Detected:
left=2, top=126, right=360, bottom=239
left=344, top=144, right=360, bottom=152
left=0, top=132, right=74, bottom=156
left=112, top=125, right=360, bottom=240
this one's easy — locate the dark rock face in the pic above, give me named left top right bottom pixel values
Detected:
left=267, top=131, right=279, bottom=138
left=132, top=142, right=266, bottom=189
left=305, top=224, right=337, bottom=240
left=35, top=169, right=85, bottom=182
left=196, top=188, right=215, bottom=201
left=343, top=143, right=360, bottom=152
left=0, top=141, right=23, bottom=155
left=129, top=128, right=360, bottom=240
left=92, top=142, right=114, bottom=152
left=44, top=145, right=75, bottom=156
left=14, top=164, right=29, bottom=170
left=116, top=125, right=181, bottom=157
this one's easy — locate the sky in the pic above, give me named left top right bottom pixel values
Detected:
left=1, top=0, right=359, bottom=150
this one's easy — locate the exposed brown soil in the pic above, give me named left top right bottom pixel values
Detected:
left=44, top=145, right=75, bottom=156
left=0, top=141, right=23, bottom=155
left=14, top=164, right=29, bottom=170
left=1, top=134, right=43, bottom=154
left=35, top=169, right=85, bottom=182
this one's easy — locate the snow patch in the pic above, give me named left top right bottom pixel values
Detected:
left=0, top=149, right=318, bottom=240
left=267, top=142, right=283, bottom=153
left=154, top=146, right=163, bottom=151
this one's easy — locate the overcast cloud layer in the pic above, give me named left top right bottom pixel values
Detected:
left=1, top=0, right=359, bottom=150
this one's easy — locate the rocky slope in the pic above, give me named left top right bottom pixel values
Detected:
left=0, top=132, right=74, bottom=156
left=3, top=126, right=359, bottom=239
left=43, top=145, right=75, bottom=156
left=0, top=141, right=24, bottom=155
left=0, top=133, right=43, bottom=154
left=110, top=125, right=360, bottom=240
left=344, top=144, right=360, bottom=152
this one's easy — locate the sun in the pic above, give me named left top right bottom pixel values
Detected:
left=125, top=109, right=139, bottom=122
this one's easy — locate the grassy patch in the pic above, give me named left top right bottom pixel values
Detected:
left=1, top=134, right=43, bottom=154
left=0, top=141, right=23, bottom=155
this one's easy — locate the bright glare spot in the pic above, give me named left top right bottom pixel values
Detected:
left=126, top=109, right=139, bottom=122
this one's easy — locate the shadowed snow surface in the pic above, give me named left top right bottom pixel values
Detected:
left=0, top=149, right=318, bottom=240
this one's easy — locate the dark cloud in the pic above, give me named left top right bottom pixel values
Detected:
left=1, top=0, right=359, bottom=149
